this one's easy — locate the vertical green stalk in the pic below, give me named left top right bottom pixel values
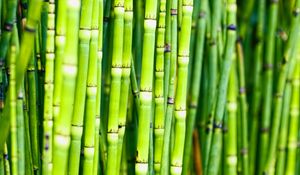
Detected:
left=52, top=0, right=80, bottom=173
left=206, top=0, right=236, bottom=175
left=164, top=0, right=171, bottom=107
left=94, top=0, right=104, bottom=174
left=135, top=0, right=157, bottom=173
left=82, top=0, right=99, bottom=172
left=225, top=57, right=237, bottom=175
left=68, top=0, right=93, bottom=172
left=263, top=0, right=300, bottom=173
left=106, top=0, right=125, bottom=174
left=249, top=1, right=265, bottom=175
left=203, top=0, right=222, bottom=171
left=154, top=0, right=166, bottom=173
left=236, top=41, right=249, bottom=175
left=160, top=0, right=177, bottom=173
left=170, top=0, right=193, bottom=174
left=42, top=0, right=55, bottom=173
left=182, top=0, right=208, bottom=174
left=285, top=51, right=300, bottom=175
left=117, top=0, right=133, bottom=173
left=257, top=1, right=278, bottom=173
left=9, top=45, right=18, bottom=175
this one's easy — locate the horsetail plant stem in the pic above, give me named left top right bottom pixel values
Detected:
left=135, top=0, right=157, bottom=173
left=263, top=0, right=300, bottom=173
left=153, top=0, right=166, bottom=173
left=206, top=1, right=237, bottom=175
left=52, top=0, right=80, bottom=173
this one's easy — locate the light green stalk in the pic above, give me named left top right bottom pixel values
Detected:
left=135, top=0, right=157, bottom=173
left=106, top=0, right=125, bottom=174
left=42, top=0, right=55, bottom=173
left=285, top=50, right=300, bottom=175
left=154, top=0, right=166, bottom=173
left=94, top=0, right=104, bottom=174
left=52, top=0, right=80, bottom=173
left=68, top=0, right=93, bottom=172
left=82, top=0, right=99, bottom=172
left=117, top=0, right=133, bottom=173
left=170, top=1, right=193, bottom=174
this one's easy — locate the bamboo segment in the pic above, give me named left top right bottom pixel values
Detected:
left=117, top=0, right=133, bottom=173
left=154, top=0, right=166, bottom=173
left=206, top=0, right=236, bottom=175
left=135, top=0, right=158, bottom=173
left=106, top=0, right=125, bottom=174
left=42, top=0, right=55, bottom=173
left=263, top=0, right=300, bottom=173
left=52, top=0, right=80, bottom=173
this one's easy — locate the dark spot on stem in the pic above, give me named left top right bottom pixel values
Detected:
left=171, top=9, right=177, bottom=15
left=164, top=44, right=171, bottom=53
left=263, top=63, right=273, bottom=71
left=4, top=22, right=13, bottom=31
left=199, top=11, right=206, bottom=18
left=240, top=148, right=248, bottom=155
left=25, top=26, right=36, bottom=33
left=167, top=97, right=174, bottom=104
left=260, top=127, right=269, bottom=133
left=227, top=24, right=237, bottom=31
left=21, top=2, right=28, bottom=9
left=293, top=8, right=300, bottom=16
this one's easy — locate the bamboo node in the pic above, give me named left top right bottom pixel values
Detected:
left=25, top=26, right=36, bottom=33
left=227, top=24, right=237, bottom=31
left=293, top=8, right=300, bottom=16
left=4, top=22, right=14, bottom=31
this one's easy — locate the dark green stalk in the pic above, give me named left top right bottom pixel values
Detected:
left=249, top=1, right=265, bottom=174
left=206, top=1, right=237, bottom=175
left=182, top=0, right=207, bottom=174
left=0, top=0, right=43, bottom=154
left=203, top=0, right=222, bottom=171
left=263, top=1, right=300, bottom=173
left=164, top=0, right=171, bottom=107
left=257, top=1, right=278, bottom=173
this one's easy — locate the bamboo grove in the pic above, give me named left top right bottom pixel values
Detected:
left=1, top=0, right=300, bottom=174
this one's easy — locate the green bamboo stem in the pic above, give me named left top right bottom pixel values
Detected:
left=130, top=57, right=140, bottom=115
left=9, top=45, right=18, bottom=175
left=164, top=0, right=171, bottom=107
left=236, top=41, right=249, bottom=175
left=257, top=1, right=278, bottom=173
left=4, top=144, right=10, bottom=175
left=206, top=0, right=236, bottom=175
left=52, top=0, right=80, bottom=173
left=106, top=0, right=125, bottom=174
left=94, top=0, right=104, bottom=174
left=275, top=57, right=296, bottom=175
left=263, top=1, right=300, bottom=173
left=82, top=0, right=99, bottom=172
left=224, top=56, right=237, bottom=175
left=0, top=0, right=18, bottom=93
left=16, top=90, right=25, bottom=175
left=0, top=0, right=43, bottom=154
left=42, top=0, right=55, bottom=173
left=135, top=0, right=157, bottom=173
left=52, top=0, right=66, bottom=136
left=182, top=0, right=207, bottom=174
left=203, top=0, right=222, bottom=171
left=285, top=52, right=300, bottom=175
left=117, top=0, right=133, bottom=173
left=67, top=0, right=93, bottom=173
left=154, top=0, right=166, bottom=173
left=170, top=1, right=193, bottom=174
left=27, top=50, right=40, bottom=174
left=160, top=0, right=177, bottom=173
left=249, top=1, right=265, bottom=174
